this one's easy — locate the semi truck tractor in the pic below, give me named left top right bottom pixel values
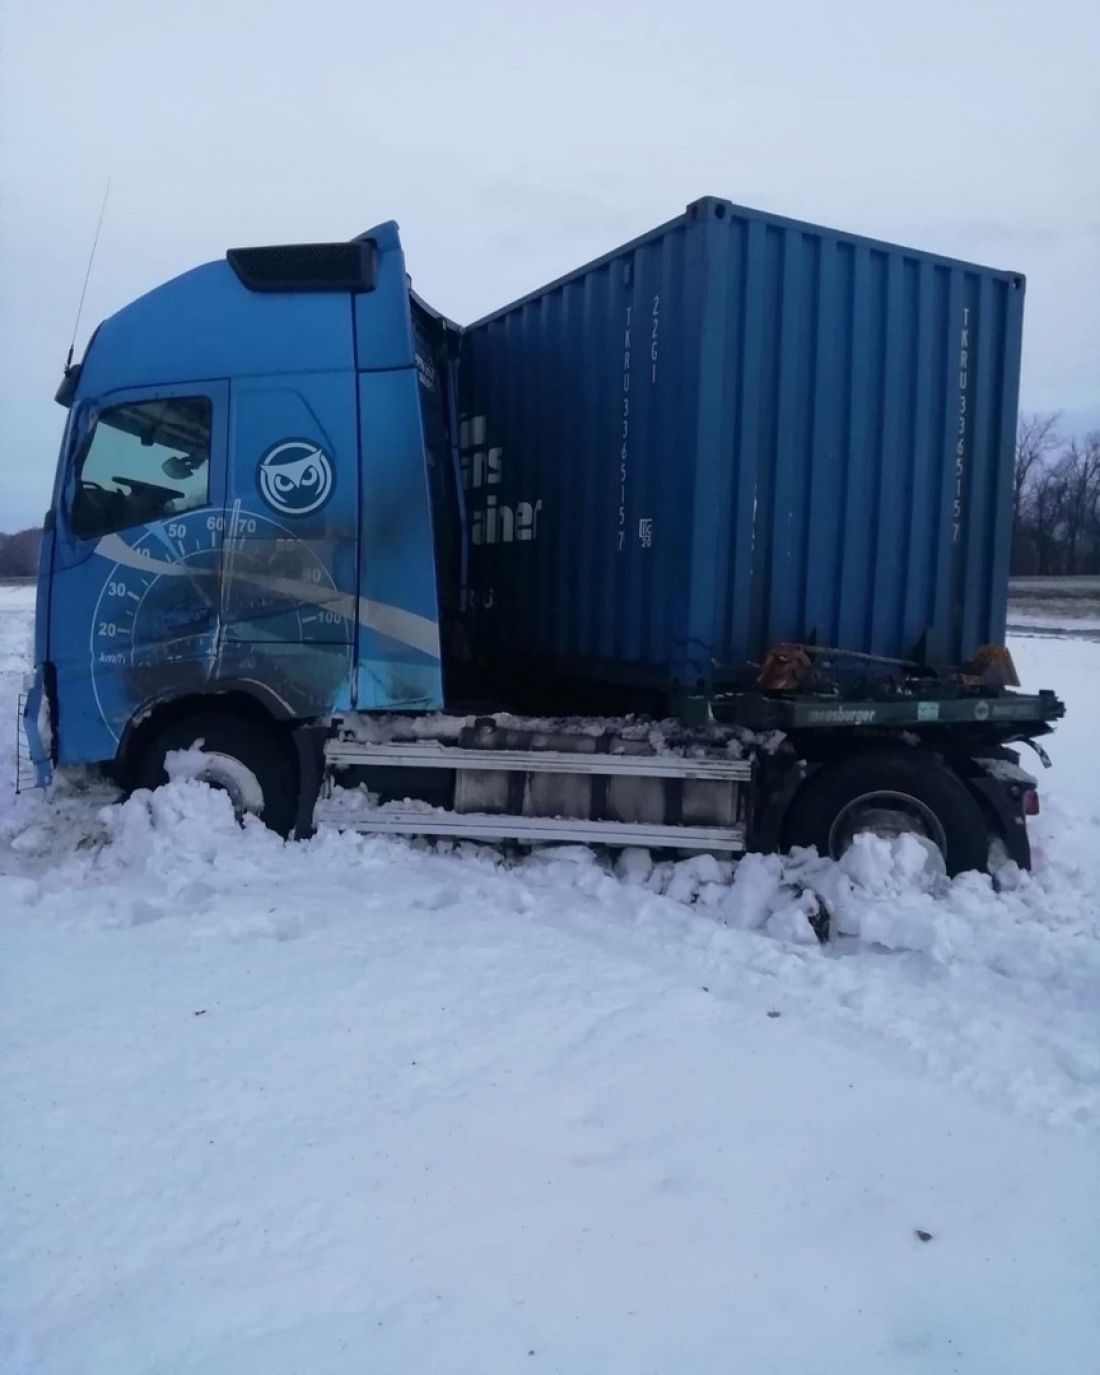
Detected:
left=22, top=197, right=1063, bottom=873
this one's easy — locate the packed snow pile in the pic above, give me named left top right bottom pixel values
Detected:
left=3, top=583, right=1099, bottom=1373
left=8, top=763, right=1097, bottom=1131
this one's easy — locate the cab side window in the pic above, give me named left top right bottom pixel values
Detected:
left=71, top=396, right=212, bottom=539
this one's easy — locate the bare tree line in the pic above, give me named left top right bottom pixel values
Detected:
left=0, top=527, right=41, bottom=578
left=1013, top=415, right=1100, bottom=576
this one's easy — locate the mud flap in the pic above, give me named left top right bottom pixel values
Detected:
left=968, top=773, right=1032, bottom=870
left=292, top=724, right=328, bottom=840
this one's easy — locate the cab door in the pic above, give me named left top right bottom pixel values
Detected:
left=48, top=381, right=228, bottom=764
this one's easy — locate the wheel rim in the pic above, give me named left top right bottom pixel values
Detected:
left=827, top=789, right=948, bottom=862
left=187, top=751, right=265, bottom=818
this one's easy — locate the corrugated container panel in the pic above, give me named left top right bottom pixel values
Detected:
left=458, top=197, right=1024, bottom=691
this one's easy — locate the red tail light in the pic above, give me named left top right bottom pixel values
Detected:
left=1023, top=789, right=1040, bottom=817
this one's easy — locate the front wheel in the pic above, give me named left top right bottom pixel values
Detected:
left=783, top=750, right=990, bottom=876
left=133, top=712, right=299, bottom=836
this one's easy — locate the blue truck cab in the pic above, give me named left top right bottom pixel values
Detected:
left=26, top=223, right=460, bottom=820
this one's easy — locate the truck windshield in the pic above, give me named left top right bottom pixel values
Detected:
left=70, top=396, right=211, bottom=540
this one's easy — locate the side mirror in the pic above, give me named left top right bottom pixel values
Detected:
left=162, top=455, right=204, bottom=479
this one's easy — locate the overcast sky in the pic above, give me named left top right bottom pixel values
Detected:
left=2, top=0, right=1097, bottom=531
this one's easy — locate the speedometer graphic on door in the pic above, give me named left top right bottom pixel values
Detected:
left=90, top=505, right=353, bottom=741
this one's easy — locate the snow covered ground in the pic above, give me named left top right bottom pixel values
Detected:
left=2, top=582, right=1099, bottom=1374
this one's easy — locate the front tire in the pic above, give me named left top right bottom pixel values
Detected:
left=783, top=749, right=989, bottom=876
left=133, top=712, right=298, bottom=836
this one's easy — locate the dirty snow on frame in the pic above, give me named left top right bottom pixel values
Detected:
left=2, top=582, right=1098, bottom=1374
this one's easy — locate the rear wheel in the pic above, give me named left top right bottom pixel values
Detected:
left=783, top=749, right=989, bottom=876
left=133, top=712, right=298, bottom=836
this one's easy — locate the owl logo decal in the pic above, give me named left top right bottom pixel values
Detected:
left=256, top=440, right=335, bottom=517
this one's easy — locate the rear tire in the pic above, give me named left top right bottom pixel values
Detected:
left=133, top=712, right=298, bottom=837
left=783, top=749, right=989, bottom=876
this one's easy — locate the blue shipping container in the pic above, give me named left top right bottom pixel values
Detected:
left=458, top=196, right=1025, bottom=691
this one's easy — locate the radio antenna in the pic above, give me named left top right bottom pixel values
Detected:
left=66, top=178, right=111, bottom=370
